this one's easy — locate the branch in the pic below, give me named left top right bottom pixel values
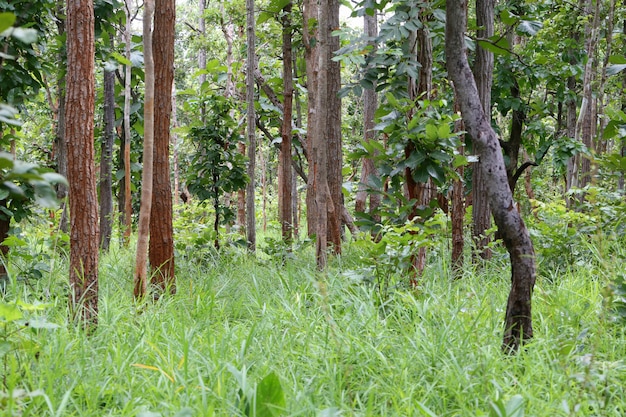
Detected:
left=510, top=161, right=538, bottom=192
left=255, top=118, right=308, bottom=183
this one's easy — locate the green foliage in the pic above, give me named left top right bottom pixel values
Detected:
left=186, top=96, right=248, bottom=247
left=352, top=96, right=461, bottom=227
left=0, top=152, right=66, bottom=223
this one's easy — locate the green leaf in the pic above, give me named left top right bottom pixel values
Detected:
left=609, top=55, right=626, bottom=65
left=255, top=372, right=286, bottom=417
left=453, top=154, right=469, bottom=168
left=0, top=303, right=22, bottom=322
left=477, top=37, right=511, bottom=56
left=517, top=20, right=542, bottom=36
left=425, top=124, right=438, bottom=141
left=11, top=27, right=38, bottom=44
left=607, top=64, right=626, bottom=76
left=0, top=12, right=16, bottom=34
left=499, top=10, right=518, bottom=26
left=110, top=51, right=131, bottom=66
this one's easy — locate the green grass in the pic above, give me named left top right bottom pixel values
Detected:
left=2, top=234, right=626, bottom=416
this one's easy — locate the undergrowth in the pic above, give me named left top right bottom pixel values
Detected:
left=1, top=229, right=626, bottom=416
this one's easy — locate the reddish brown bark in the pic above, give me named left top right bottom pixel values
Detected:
left=65, top=0, right=99, bottom=327
left=149, top=0, right=176, bottom=296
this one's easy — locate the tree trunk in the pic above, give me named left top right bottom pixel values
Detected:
left=246, top=0, right=257, bottom=251
left=355, top=10, right=381, bottom=223
left=172, top=85, right=180, bottom=206
left=471, top=0, right=494, bottom=261
left=134, top=0, right=155, bottom=299
left=54, top=1, right=69, bottom=234
left=122, top=0, right=133, bottom=245
left=198, top=0, right=206, bottom=122
left=149, top=0, right=176, bottom=296
left=304, top=0, right=319, bottom=238
left=99, top=68, right=115, bottom=252
left=451, top=90, right=465, bottom=276
left=66, top=0, right=99, bottom=327
left=279, top=2, right=294, bottom=244
left=327, top=0, right=342, bottom=254
left=446, top=0, right=536, bottom=353
left=237, top=142, right=246, bottom=232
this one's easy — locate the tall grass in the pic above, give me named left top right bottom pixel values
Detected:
left=2, top=232, right=626, bottom=416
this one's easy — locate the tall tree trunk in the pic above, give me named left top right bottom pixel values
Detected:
left=279, top=2, right=294, bottom=244
left=149, top=0, right=176, bottom=296
left=100, top=69, right=115, bottom=252
left=237, top=142, right=246, bottom=231
left=446, top=0, right=536, bottom=353
left=198, top=0, right=206, bottom=122
left=355, top=11, right=381, bottom=223
left=172, top=85, right=180, bottom=206
left=122, top=0, right=133, bottom=245
left=134, top=0, right=155, bottom=299
left=451, top=89, right=465, bottom=276
left=304, top=0, right=319, bottom=238
left=66, top=0, right=99, bottom=327
left=471, top=0, right=494, bottom=261
left=54, top=0, right=69, bottom=234
left=327, top=0, right=342, bottom=253
left=246, top=0, right=257, bottom=251
left=620, top=3, right=626, bottom=192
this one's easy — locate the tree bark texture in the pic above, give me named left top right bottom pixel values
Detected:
left=134, top=0, right=155, bottom=299
left=54, top=3, right=69, bottom=233
left=446, top=0, right=536, bottom=352
left=246, top=0, right=257, bottom=251
left=304, top=0, right=319, bottom=238
left=451, top=89, right=465, bottom=276
left=279, top=2, right=294, bottom=244
left=471, top=0, right=495, bottom=260
left=99, top=69, right=115, bottom=252
left=355, top=11, right=381, bottom=222
left=65, top=0, right=99, bottom=327
left=149, top=0, right=176, bottom=296
left=122, top=0, right=133, bottom=245
left=327, top=0, right=342, bottom=254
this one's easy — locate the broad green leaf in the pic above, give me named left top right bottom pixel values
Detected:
left=607, top=64, right=626, bottom=76
left=0, top=12, right=16, bottom=34
left=477, top=37, right=511, bottom=56
left=40, top=172, right=68, bottom=185
left=499, top=10, right=518, bottom=26
left=110, top=51, right=131, bottom=66
left=11, top=27, right=38, bottom=44
left=609, top=55, right=626, bottom=65
left=517, top=20, right=542, bottom=36
left=453, top=154, right=469, bottom=168
left=267, top=0, right=291, bottom=13
left=257, top=11, right=272, bottom=25
left=255, top=372, right=286, bottom=417
left=0, top=303, right=22, bottom=322
left=425, top=124, right=438, bottom=141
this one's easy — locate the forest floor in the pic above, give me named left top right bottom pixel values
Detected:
left=2, top=227, right=626, bottom=416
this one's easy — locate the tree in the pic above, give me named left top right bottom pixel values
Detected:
left=471, top=0, right=495, bottom=261
left=279, top=1, right=294, bottom=244
left=246, top=0, right=257, bottom=251
left=134, top=0, right=155, bottom=299
left=99, top=68, right=115, bottom=252
left=149, top=0, right=176, bottom=296
left=122, top=0, right=134, bottom=245
left=65, top=0, right=99, bottom=326
left=446, top=0, right=536, bottom=352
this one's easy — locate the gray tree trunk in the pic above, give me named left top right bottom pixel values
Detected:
left=471, top=0, right=494, bottom=260
left=446, top=0, right=536, bottom=353
left=246, top=0, right=257, bottom=251
left=99, top=69, right=115, bottom=252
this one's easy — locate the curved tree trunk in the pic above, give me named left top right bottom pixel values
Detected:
left=65, top=0, right=99, bottom=327
left=446, top=0, right=536, bottom=352
left=134, top=0, right=155, bottom=299
left=149, top=0, right=176, bottom=296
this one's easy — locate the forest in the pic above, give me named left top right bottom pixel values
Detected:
left=1, top=0, right=626, bottom=415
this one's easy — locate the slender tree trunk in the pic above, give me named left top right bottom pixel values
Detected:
left=134, top=0, right=155, bottom=299
left=471, top=0, right=494, bottom=261
left=198, top=0, right=206, bottom=122
left=246, top=0, right=257, bottom=251
left=237, top=142, right=246, bottom=231
left=54, top=1, right=69, bottom=234
left=149, top=0, right=176, bottom=296
left=123, top=0, right=133, bottom=245
left=100, top=69, right=115, bottom=252
left=279, top=2, right=294, bottom=244
left=451, top=89, right=465, bottom=276
left=355, top=11, right=381, bottom=223
left=66, top=0, right=99, bottom=327
left=304, top=0, right=319, bottom=238
left=172, top=85, right=180, bottom=206
left=446, top=0, right=536, bottom=353
left=620, top=4, right=626, bottom=192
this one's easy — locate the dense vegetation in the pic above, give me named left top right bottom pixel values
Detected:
left=2, top=0, right=626, bottom=415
